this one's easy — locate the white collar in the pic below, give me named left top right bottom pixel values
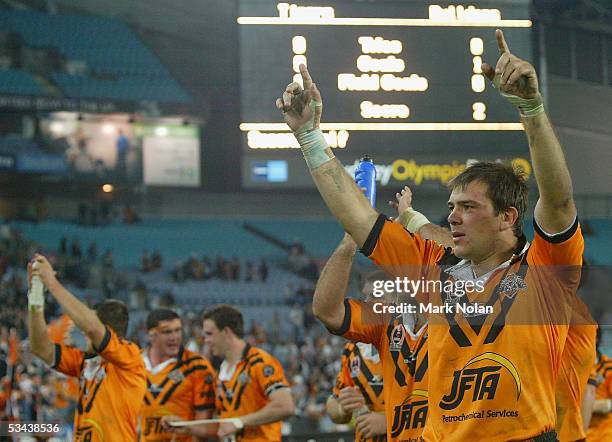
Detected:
left=356, top=342, right=380, bottom=363
left=444, top=241, right=530, bottom=284
left=218, top=360, right=238, bottom=382
left=143, top=353, right=177, bottom=375
left=401, top=314, right=427, bottom=340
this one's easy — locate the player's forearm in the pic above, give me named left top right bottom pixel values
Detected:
left=325, top=395, right=351, bottom=424
left=27, top=307, right=54, bottom=364
left=581, top=385, right=596, bottom=429
left=417, top=224, right=454, bottom=249
left=46, top=279, right=106, bottom=347
left=313, top=235, right=356, bottom=330
left=239, top=394, right=295, bottom=427
left=310, top=158, right=379, bottom=248
left=523, top=114, right=575, bottom=214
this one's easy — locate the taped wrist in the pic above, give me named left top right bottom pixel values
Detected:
left=398, top=208, right=430, bottom=233
left=296, top=128, right=334, bottom=170
left=493, top=75, right=544, bottom=118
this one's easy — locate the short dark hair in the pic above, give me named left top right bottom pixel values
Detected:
left=202, top=305, right=244, bottom=338
left=448, top=162, right=528, bottom=237
left=94, top=299, right=129, bottom=339
left=146, top=308, right=180, bottom=330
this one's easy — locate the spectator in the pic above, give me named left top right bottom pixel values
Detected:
left=259, top=258, right=268, bottom=282
left=141, top=250, right=152, bottom=272
left=86, top=242, right=97, bottom=263
left=230, top=256, right=241, bottom=280
left=151, top=250, right=162, bottom=270
left=70, top=238, right=82, bottom=259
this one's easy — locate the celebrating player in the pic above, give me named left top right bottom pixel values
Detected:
left=27, top=254, right=146, bottom=441
left=323, top=187, right=453, bottom=441
left=141, top=308, right=216, bottom=441
left=279, top=29, right=583, bottom=441
left=202, top=305, right=295, bottom=441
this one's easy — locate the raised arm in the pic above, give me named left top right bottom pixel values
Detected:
left=312, top=233, right=357, bottom=331
left=482, top=30, right=576, bottom=233
left=390, top=186, right=454, bottom=248
left=26, top=261, right=54, bottom=365
left=32, top=254, right=107, bottom=349
left=276, top=65, right=378, bottom=247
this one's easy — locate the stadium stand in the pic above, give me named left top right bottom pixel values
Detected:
left=0, top=10, right=190, bottom=102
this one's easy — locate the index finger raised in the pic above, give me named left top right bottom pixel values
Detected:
left=496, top=29, right=510, bottom=54
left=299, top=64, right=314, bottom=90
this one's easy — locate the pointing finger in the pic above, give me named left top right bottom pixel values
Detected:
left=496, top=29, right=509, bottom=54
left=300, top=64, right=313, bottom=91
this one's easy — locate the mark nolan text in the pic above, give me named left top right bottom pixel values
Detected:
left=373, top=302, right=493, bottom=315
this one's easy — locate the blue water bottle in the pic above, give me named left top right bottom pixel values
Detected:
left=355, top=155, right=377, bottom=207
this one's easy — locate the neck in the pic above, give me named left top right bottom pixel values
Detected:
left=470, top=237, right=517, bottom=278
left=225, top=339, right=247, bottom=365
left=148, top=346, right=173, bottom=367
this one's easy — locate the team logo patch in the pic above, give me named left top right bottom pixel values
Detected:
left=499, top=273, right=527, bottom=299
left=205, top=374, right=214, bottom=384
left=350, top=356, right=361, bottom=378
left=263, top=365, right=275, bottom=378
left=238, top=372, right=250, bottom=384
left=168, top=369, right=185, bottom=383
left=370, top=375, right=383, bottom=386
left=389, top=324, right=405, bottom=352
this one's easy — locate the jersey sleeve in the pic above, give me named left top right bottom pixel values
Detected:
left=362, top=214, right=446, bottom=276
left=254, top=353, right=289, bottom=398
left=51, top=343, right=84, bottom=378
left=193, top=359, right=217, bottom=412
left=329, top=299, right=386, bottom=347
left=531, top=218, right=584, bottom=266
left=332, top=345, right=354, bottom=397
left=93, top=327, right=143, bottom=370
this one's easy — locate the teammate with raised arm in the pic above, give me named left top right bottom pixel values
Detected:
left=279, top=30, right=583, bottom=441
left=27, top=254, right=146, bottom=441
left=323, top=188, right=452, bottom=441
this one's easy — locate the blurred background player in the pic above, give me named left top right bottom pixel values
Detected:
left=141, top=308, right=216, bottom=441
left=325, top=269, right=387, bottom=442
left=27, top=254, right=146, bottom=441
left=585, top=328, right=612, bottom=441
left=202, top=305, right=295, bottom=441
left=319, top=186, right=451, bottom=441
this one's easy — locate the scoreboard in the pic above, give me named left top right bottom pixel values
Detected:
left=239, top=1, right=533, bottom=189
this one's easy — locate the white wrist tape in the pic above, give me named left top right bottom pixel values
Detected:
left=295, top=128, right=334, bottom=170
left=294, top=99, right=334, bottom=170
left=493, top=75, right=544, bottom=118
left=398, top=208, right=430, bottom=233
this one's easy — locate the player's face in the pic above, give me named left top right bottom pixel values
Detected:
left=447, top=180, right=501, bottom=262
left=202, top=319, right=224, bottom=357
left=150, top=319, right=182, bottom=358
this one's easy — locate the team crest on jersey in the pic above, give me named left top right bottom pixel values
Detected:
left=499, top=273, right=527, bottom=299
left=263, top=365, right=275, bottom=378
left=238, top=372, right=250, bottom=384
left=168, top=369, right=184, bottom=383
left=350, top=356, right=361, bottom=378
left=389, top=324, right=405, bottom=351
left=370, top=375, right=383, bottom=387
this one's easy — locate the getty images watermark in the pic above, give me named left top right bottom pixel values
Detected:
left=370, top=277, right=491, bottom=315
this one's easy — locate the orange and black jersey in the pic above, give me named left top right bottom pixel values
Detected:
left=333, top=342, right=386, bottom=442
left=332, top=301, right=428, bottom=442
left=51, top=327, right=146, bottom=442
left=555, top=299, right=597, bottom=442
left=362, top=214, right=584, bottom=442
left=587, top=353, right=612, bottom=442
left=141, top=346, right=216, bottom=441
left=216, top=344, right=289, bottom=442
